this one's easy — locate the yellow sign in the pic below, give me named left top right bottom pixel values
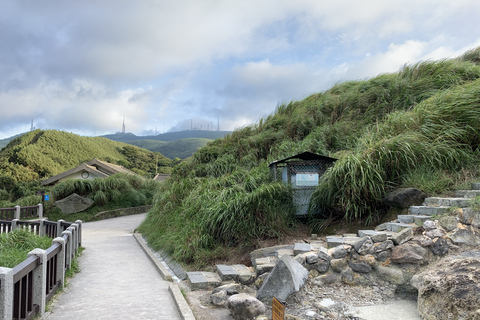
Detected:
left=272, top=296, right=285, bottom=320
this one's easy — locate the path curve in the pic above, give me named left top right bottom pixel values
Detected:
left=46, top=213, right=181, bottom=320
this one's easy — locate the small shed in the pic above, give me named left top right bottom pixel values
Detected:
left=268, top=152, right=337, bottom=215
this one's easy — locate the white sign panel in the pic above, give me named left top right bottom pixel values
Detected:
left=296, top=173, right=318, bottom=186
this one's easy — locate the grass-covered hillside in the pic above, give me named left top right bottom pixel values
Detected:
left=129, top=138, right=213, bottom=159
left=0, top=129, right=172, bottom=183
left=138, top=47, right=480, bottom=268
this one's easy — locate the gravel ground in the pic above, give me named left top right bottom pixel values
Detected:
left=183, top=277, right=420, bottom=320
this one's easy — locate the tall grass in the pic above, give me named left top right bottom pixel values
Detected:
left=0, top=229, right=52, bottom=268
left=139, top=47, right=480, bottom=267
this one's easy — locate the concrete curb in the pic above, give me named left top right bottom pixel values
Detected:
left=133, top=233, right=172, bottom=281
left=133, top=233, right=196, bottom=320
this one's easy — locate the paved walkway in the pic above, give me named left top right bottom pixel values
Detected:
left=45, top=214, right=181, bottom=320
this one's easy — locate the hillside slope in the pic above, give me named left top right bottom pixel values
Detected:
left=138, top=47, right=480, bottom=267
left=0, top=130, right=172, bottom=182
left=128, top=138, right=212, bottom=159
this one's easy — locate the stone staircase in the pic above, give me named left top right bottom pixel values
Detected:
left=185, top=183, right=480, bottom=290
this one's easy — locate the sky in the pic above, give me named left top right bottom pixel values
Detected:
left=1, top=0, right=479, bottom=139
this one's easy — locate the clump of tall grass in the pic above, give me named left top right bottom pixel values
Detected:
left=0, top=229, right=52, bottom=268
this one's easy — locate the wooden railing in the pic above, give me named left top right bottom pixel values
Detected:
left=0, top=218, right=82, bottom=320
left=0, top=204, right=43, bottom=221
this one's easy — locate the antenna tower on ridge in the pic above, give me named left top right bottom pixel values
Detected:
left=122, top=116, right=126, bottom=134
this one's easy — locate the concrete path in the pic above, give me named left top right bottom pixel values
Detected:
left=45, top=214, right=181, bottom=320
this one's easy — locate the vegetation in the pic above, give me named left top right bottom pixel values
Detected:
left=0, top=229, right=52, bottom=268
left=139, top=47, right=480, bottom=267
left=128, top=138, right=213, bottom=159
left=0, top=129, right=172, bottom=184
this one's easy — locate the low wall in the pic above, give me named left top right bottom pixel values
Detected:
left=94, top=205, right=152, bottom=220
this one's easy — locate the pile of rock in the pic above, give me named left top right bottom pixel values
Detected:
left=183, top=185, right=480, bottom=319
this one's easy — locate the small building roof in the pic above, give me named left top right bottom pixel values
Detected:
left=41, top=158, right=138, bottom=186
left=268, top=151, right=337, bottom=167
left=153, top=173, right=170, bottom=182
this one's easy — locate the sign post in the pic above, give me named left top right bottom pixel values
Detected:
left=272, top=296, right=285, bottom=320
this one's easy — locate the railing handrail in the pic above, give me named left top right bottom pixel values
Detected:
left=0, top=218, right=82, bottom=320
left=0, top=204, right=43, bottom=221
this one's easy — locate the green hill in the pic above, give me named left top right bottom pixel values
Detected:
left=102, top=130, right=230, bottom=142
left=128, top=138, right=212, bottom=159
left=138, top=47, right=480, bottom=267
left=0, top=129, right=172, bottom=182
left=0, top=133, right=24, bottom=150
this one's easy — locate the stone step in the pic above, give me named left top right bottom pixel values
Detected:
left=409, top=206, right=449, bottom=216
left=472, top=183, right=480, bottom=190
left=187, top=271, right=221, bottom=291
left=397, top=215, right=431, bottom=225
left=326, top=236, right=360, bottom=248
left=455, top=190, right=480, bottom=198
left=216, top=264, right=255, bottom=285
left=384, top=222, right=414, bottom=233
left=424, top=197, right=471, bottom=208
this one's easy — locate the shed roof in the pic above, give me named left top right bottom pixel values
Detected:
left=268, top=151, right=337, bottom=167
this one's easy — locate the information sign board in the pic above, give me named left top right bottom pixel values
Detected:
left=296, top=173, right=319, bottom=186
left=272, top=296, right=285, bottom=320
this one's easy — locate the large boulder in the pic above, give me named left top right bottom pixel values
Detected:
left=55, top=193, right=94, bottom=214
left=256, top=254, right=309, bottom=302
left=382, top=188, right=426, bottom=208
left=411, top=251, right=480, bottom=320
left=227, top=293, right=265, bottom=320
left=391, top=243, right=428, bottom=264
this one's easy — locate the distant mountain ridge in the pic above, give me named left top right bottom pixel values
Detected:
left=101, top=130, right=231, bottom=142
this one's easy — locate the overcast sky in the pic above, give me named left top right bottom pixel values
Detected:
left=1, top=0, right=479, bottom=139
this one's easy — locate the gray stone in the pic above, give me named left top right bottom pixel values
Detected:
left=411, top=251, right=480, bottom=320
left=211, top=290, right=228, bottom=307
left=254, top=257, right=277, bottom=275
left=317, top=247, right=331, bottom=261
left=456, top=208, right=480, bottom=228
left=409, top=206, right=448, bottom=216
left=313, top=273, right=340, bottom=285
left=216, top=264, right=238, bottom=281
left=424, top=228, right=446, bottom=239
left=391, top=243, right=428, bottom=264
left=348, top=261, right=372, bottom=273
left=293, top=243, right=311, bottom=256
left=212, top=283, right=242, bottom=295
left=391, top=227, right=413, bottom=245
left=411, top=235, right=434, bottom=247
left=330, top=245, right=347, bottom=259
left=448, top=225, right=480, bottom=246
left=376, top=250, right=391, bottom=262
left=55, top=193, right=94, bottom=214
left=372, top=240, right=394, bottom=253
left=341, top=267, right=354, bottom=284
left=431, top=237, right=449, bottom=256
left=423, top=220, right=436, bottom=231
left=232, top=265, right=255, bottom=285
left=227, top=293, right=266, bottom=320
left=353, top=237, right=374, bottom=255
left=256, top=255, right=309, bottom=302
left=385, top=222, right=412, bottom=233
left=424, top=197, right=471, bottom=208
left=438, top=215, right=458, bottom=231
left=305, top=252, right=319, bottom=264
left=382, top=188, right=426, bottom=208
left=375, top=265, right=405, bottom=285
left=330, top=258, right=348, bottom=273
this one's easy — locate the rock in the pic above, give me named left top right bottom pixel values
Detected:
left=424, top=228, right=446, bottom=239
left=376, top=250, right=391, bottom=262
left=256, top=255, right=309, bottom=302
left=376, top=265, right=405, bottom=285
left=423, top=220, right=436, bottom=231
left=313, top=273, right=339, bottom=285
left=212, top=283, right=242, bottom=295
left=456, top=208, right=480, bottom=228
left=305, top=252, right=319, bottom=264
left=391, top=227, right=413, bottom=245
left=330, top=245, right=348, bottom=259
left=431, top=237, right=449, bottom=256
left=227, top=293, right=266, bottom=320
left=411, top=251, right=480, bottom=320
left=348, top=260, right=372, bottom=273
left=353, top=237, right=374, bottom=255
left=372, top=240, right=394, bottom=253
left=448, top=224, right=480, bottom=246
left=382, top=188, right=426, bottom=208
left=54, top=193, right=94, bottom=214
left=410, top=235, right=434, bottom=247
left=341, top=267, right=354, bottom=284
left=438, top=215, right=458, bottom=231
left=330, top=258, right=348, bottom=273
left=211, top=290, right=228, bottom=306
left=293, top=243, right=311, bottom=256
left=391, top=243, right=428, bottom=264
